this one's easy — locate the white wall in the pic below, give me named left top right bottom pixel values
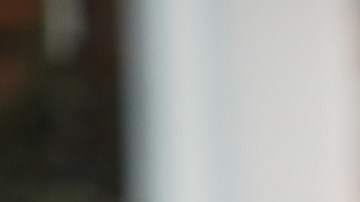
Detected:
left=126, top=0, right=360, bottom=201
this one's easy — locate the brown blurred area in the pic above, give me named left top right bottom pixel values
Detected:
left=0, top=1, right=120, bottom=201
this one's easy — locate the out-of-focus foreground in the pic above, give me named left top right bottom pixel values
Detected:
left=2, top=0, right=360, bottom=202
left=125, top=0, right=360, bottom=202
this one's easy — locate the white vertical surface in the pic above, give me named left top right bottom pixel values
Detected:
left=127, top=0, right=360, bottom=201
left=233, top=1, right=360, bottom=201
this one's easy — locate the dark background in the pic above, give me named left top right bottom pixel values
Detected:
left=0, top=1, right=120, bottom=201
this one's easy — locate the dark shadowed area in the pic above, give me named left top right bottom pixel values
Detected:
left=0, top=0, right=120, bottom=201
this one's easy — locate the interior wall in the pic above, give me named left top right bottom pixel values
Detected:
left=126, top=0, right=360, bottom=201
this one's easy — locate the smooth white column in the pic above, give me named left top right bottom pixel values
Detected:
left=232, top=1, right=360, bottom=201
left=126, top=0, right=360, bottom=201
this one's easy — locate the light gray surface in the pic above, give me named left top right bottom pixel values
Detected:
left=127, top=0, right=360, bottom=201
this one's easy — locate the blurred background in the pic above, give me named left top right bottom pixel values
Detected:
left=0, top=0, right=119, bottom=201
left=2, top=0, right=360, bottom=202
